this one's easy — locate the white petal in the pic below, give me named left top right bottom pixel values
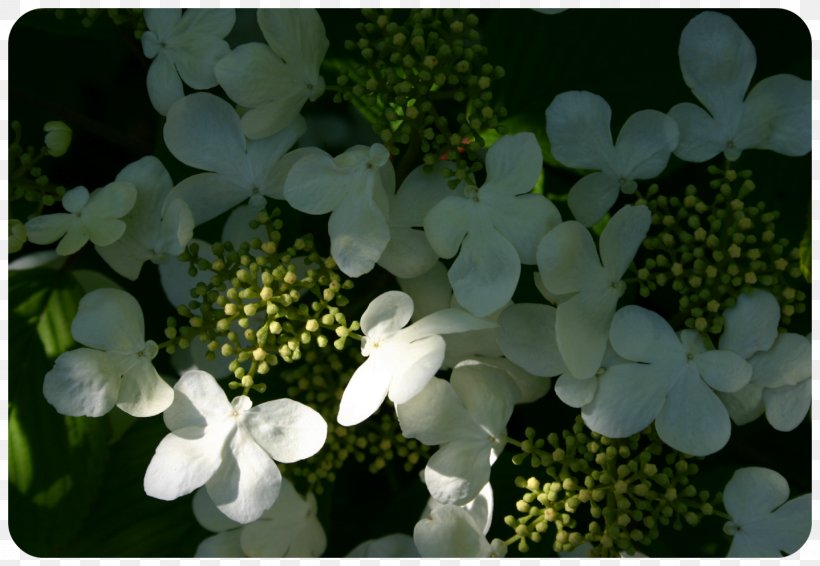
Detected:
left=423, top=195, right=472, bottom=259
left=424, top=441, right=493, bottom=505
left=719, top=289, right=780, bottom=358
left=750, top=333, right=810, bottom=388
left=399, top=308, right=496, bottom=343
left=599, top=204, right=651, bottom=281
left=481, top=133, right=543, bottom=198
left=475, top=356, right=552, bottom=404
left=582, top=363, right=672, bottom=438
left=157, top=197, right=195, bottom=256
left=55, top=221, right=90, bottom=255
left=545, top=90, right=616, bottom=170
left=567, top=172, right=621, bottom=227
left=164, top=93, right=250, bottom=182
left=168, top=173, right=250, bottom=226
left=555, top=374, right=598, bottom=408
left=763, top=381, right=810, bottom=432
left=83, top=217, right=126, bottom=248
left=173, top=8, right=235, bottom=40
left=678, top=11, right=756, bottom=125
left=397, top=262, right=451, bottom=320
left=257, top=8, right=328, bottom=73
left=336, top=353, right=393, bottom=426
left=24, top=213, right=73, bottom=246
left=387, top=335, right=446, bottom=404
left=62, top=186, right=90, bottom=213
left=239, top=92, right=308, bottom=140
left=71, top=288, right=145, bottom=353
left=215, top=42, right=299, bottom=108
left=450, top=361, right=518, bottom=437
left=391, top=163, right=452, bottom=227
left=206, top=428, right=282, bottom=524
left=765, top=493, right=811, bottom=553
left=170, top=35, right=229, bottom=90
left=84, top=181, right=137, bottom=220
left=195, top=532, right=245, bottom=558
left=243, top=398, right=327, bottom=463
left=555, top=289, right=618, bottom=380
left=96, top=238, right=150, bottom=281
left=536, top=220, right=605, bottom=296
left=262, top=147, right=325, bottom=200
left=723, top=466, right=789, bottom=522
left=158, top=240, right=213, bottom=307
left=613, top=110, right=679, bottom=180
left=146, top=53, right=184, bottom=116
left=360, top=290, right=414, bottom=341
left=347, top=534, right=418, bottom=557
left=448, top=227, right=520, bottom=317
left=247, top=117, right=306, bottom=192
left=379, top=227, right=440, bottom=279
left=655, top=370, right=731, bottom=456
left=396, top=377, right=483, bottom=445
left=328, top=195, right=390, bottom=278
left=163, top=369, right=233, bottom=431
left=221, top=204, right=268, bottom=247
left=192, top=487, right=241, bottom=532
left=42, top=349, right=123, bottom=417
left=143, top=8, right=180, bottom=39
left=413, top=505, right=491, bottom=558
left=483, top=193, right=561, bottom=264
left=718, top=383, right=765, bottom=425
left=116, top=358, right=174, bottom=417
left=283, top=150, right=349, bottom=214
left=694, top=350, right=752, bottom=393
left=609, top=305, right=684, bottom=364
left=668, top=102, right=729, bottom=163
left=741, top=74, right=810, bottom=156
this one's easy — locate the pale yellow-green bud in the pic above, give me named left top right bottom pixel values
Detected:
left=43, top=121, right=72, bottom=157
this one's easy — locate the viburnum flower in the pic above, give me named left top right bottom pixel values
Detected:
left=141, top=9, right=236, bottom=115
left=193, top=480, right=326, bottom=557
left=396, top=362, right=517, bottom=505
left=423, top=133, right=561, bottom=317
left=545, top=91, right=678, bottom=226
left=336, top=290, right=496, bottom=427
left=216, top=9, right=328, bottom=139
left=95, top=156, right=194, bottom=280
left=284, top=143, right=394, bottom=278
left=25, top=182, right=137, bottom=256
left=164, top=92, right=305, bottom=225
left=536, top=204, right=651, bottom=378
left=42, top=288, right=173, bottom=417
left=144, top=370, right=327, bottom=524
left=722, top=467, right=810, bottom=557
left=669, top=11, right=810, bottom=162
left=582, top=305, right=752, bottom=456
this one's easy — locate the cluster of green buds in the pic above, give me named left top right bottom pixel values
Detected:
left=164, top=208, right=358, bottom=395
left=55, top=8, right=146, bottom=33
left=279, top=347, right=430, bottom=494
left=634, top=166, right=806, bottom=334
left=9, top=121, right=70, bottom=217
left=334, top=8, right=507, bottom=182
left=505, top=416, right=717, bottom=557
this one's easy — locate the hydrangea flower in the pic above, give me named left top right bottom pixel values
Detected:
left=216, top=9, right=328, bottom=139
left=25, top=182, right=137, bottom=256
left=396, top=362, right=518, bottom=505
left=536, top=204, right=651, bottom=378
left=284, top=143, right=394, bottom=278
left=42, top=288, right=172, bottom=417
left=141, top=9, right=236, bottom=115
left=582, top=305, right=752, bottom=456
left=722, top=467, right=810, bottom=557
left=144, top=370, right=327, bottom=524
left=164, top=92, right=305, bottom=225
left=193, top=480, right=326, bottom=557
left=545, top=91, right=678, bottom=226
left=336, top=290, right=496, bottom=427
left=423, top=133, right=561, bottom=316
left=669, top=11, right=810, bottom=162
left=95, top=156, right=194, bottom=281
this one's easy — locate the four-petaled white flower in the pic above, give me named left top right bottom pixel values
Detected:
left=144, top=370, right=327, bottom=524
left=165, top=92, right=305, bottom=226
left=337, top=290, right=496, bottom=427
left=423, top=133, right=561, bottom=317
left=141, top=9, right=236, bottom=115
left=25, top=182, right=137, bottom=256
left=545, top=91, right=678, bottom=226
left=722, top=467, right=810, bottom=557
left=669, top=11, right=810, bottom=162
left=397, top=361, right=518, bottom=505
left=193, top=479, right=326, bottom=557
left=216, top=9, right=328, bottom=139
left=284, top=143, right=394, bottom=278
left=43, top=288, right=173, bottom=417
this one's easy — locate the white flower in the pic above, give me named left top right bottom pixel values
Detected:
left=284, top=143, right=394, bottom=278
left=347, top=534, right=418, bottom=557
left=144, top=370, right=327, bottom=524
left=164, top=92, right=305, bottom=226
left=397, top=362, right=517, bottom=505
left=545, top=91, right=678, bottom=226
left=583, top=305, right=752, bottom=456
left=95, top=156, right=194, bottom=280
left=423, top=133, right=561, bottom=317
left=216, top=9, right=328, bottom=139
left=43, top=120, right=72, bottom=157
left=669, top=11, right=810, bottom=162
left=42, top=288, right=173, bottom=417
left=25, top=182, right=137, bottom=256
left=536, top=204, right=651, bottom=378
left=193, top=479, right=326, bottom=557
left=336, top=290, right=496, bottom=427
left=141, top=9, right=235, bottom=115
left=722, top=467, right=810, bottom=557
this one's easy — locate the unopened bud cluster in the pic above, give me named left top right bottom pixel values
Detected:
left=165, top=208, right=359, bottom=394
left=336, top=8, right=507, bottom=182
left=55, top=8, right=146, bottom=34
left=9, top=120, right=68, bottom=222
left=280, top=347, right=429, bottom=494
left=505, top=416, right=716, bottom=557
left=635, top=166, right=806, bottom=334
